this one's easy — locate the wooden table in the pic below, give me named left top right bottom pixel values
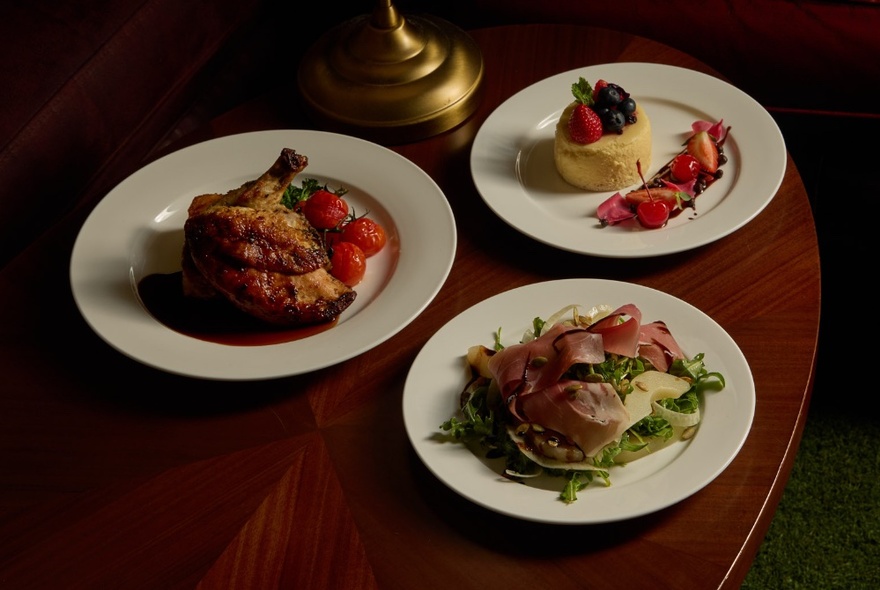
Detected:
left=0, top=24, right=820, bottom=589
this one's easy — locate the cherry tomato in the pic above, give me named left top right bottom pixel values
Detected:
left=302, top=190, right=349, bottom=230
left=670, top=154, right=700, bottom=183
left=329, top=242, right=366, bottom=287
left=340, top=218, right=387, bottom=257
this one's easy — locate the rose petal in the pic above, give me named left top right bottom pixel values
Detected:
left=597, top=193, right=636, bottom=225
left=691, top=119, right=726, bottom=142
left=661, top=177, right=697, bottom=197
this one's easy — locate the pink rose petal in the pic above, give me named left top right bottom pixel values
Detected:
left=691, top=119, right=726, bottom=141
left=597, top=193, right=636, bottom=225
left=661, top=177, right=697, bottom=197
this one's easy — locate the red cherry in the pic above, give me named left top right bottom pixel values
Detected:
left=636, top=200, right=669, bottom=229
left=670, top=154, right=700, bottom=182
left=633, top=159, right=669, bottom=229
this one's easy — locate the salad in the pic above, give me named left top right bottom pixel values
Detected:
left=439, top=303, right=725, bottom=503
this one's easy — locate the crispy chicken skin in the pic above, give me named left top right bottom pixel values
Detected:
left=182, top=148, right=356, bottom=326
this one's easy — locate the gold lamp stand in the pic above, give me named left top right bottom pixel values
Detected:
left=296, top=0, right=484, bottom=144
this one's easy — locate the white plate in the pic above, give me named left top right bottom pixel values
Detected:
left=470, top=62, right=786, bottom=258
left=70, top=130, right=456, bottom=380
left=403, top=279, right=755, bottom=524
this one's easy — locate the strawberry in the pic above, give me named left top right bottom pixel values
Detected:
left=592, top=79, right=609, bottom=101
left=568, top=104, right=603, bottom=144
left=624, top=187, right=689, bottom=211
left=568, top=77, right=602, bottom=144
left=686, top=130, right=719, bottom=174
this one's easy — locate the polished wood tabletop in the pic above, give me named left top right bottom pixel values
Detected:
left=0, top=24, right=820, bottom=589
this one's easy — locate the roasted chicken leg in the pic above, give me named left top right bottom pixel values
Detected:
left=182, top=148, right=356, bottom=327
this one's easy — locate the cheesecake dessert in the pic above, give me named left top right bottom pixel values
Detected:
left=554, top=78, right=652, bottom=192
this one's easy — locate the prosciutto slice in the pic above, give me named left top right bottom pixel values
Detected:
left=487, top=322, right=623, bottom=454
left=487, top=323, right=605, bottom=404
left=483, top=302, right=692, bottom=461
left=517, top=380, right=630, bottom=457
left=638, top=320, right=686, bottom=372
left=587, top=303, right=641, bottom=358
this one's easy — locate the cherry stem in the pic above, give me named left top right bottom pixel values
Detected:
left=636, top=159, right=653, bottom=202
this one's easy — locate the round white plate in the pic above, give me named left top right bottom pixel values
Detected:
left=71, top=130, right=456, bottom=380
left=470, top=62, right=786, bottom=258
left=403, top=279, right=755, bottom=524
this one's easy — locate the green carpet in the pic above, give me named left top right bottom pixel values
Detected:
left=742, top=112, right=879, bottom=589
left=742, top=401, right=880, bottom=588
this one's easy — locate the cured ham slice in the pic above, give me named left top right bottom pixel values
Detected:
left=638, top=320, right=686, bottom=372
left=587, top=303, right=641, bottom=358
left=517, top=380, right=630, bottom=458
left=487, top=323, right=604, bottom=403
left=487, top=322, right=627, bottom=457
left=585, top=304, right=687, bottom=371
left=482, top=302, right=692, bottom=464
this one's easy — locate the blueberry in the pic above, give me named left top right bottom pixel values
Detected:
left=601, top=110, right=626, bottom=132
left=618, top=97, right=636, bottom=116
left=609, top=83, right=629, bottom=100
left=596, top=86, right=622, bottom=107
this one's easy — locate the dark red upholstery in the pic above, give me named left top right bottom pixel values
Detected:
left=463, top=0, right=880, bottom=115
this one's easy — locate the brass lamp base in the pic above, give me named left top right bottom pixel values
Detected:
left=296, top=2, right=484, bottom=144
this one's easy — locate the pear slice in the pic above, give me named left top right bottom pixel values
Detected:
left=616, top=370, right=696, bottom=463
left=624, top=370, right=691, bottom=424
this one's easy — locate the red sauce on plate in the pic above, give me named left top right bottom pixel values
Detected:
left=137, top=272, right=337, bottom=346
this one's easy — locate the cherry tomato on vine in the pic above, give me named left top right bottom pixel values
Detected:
left=329, top=242, right=366, bottom=287
left=340, top=217, right=387, bottom=257
left=323, top=229, right=342, bottom=249
left=302, top=190, right=349, bottom=229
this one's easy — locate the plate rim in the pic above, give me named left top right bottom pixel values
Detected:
left=402, top=278, right=756, bottom=524
left=470, top=62, right=787, bottom=258
left=70, top=129, right=456, bottom=380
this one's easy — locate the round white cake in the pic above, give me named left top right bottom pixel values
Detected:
left=554, top=103, right=652, bottom=192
